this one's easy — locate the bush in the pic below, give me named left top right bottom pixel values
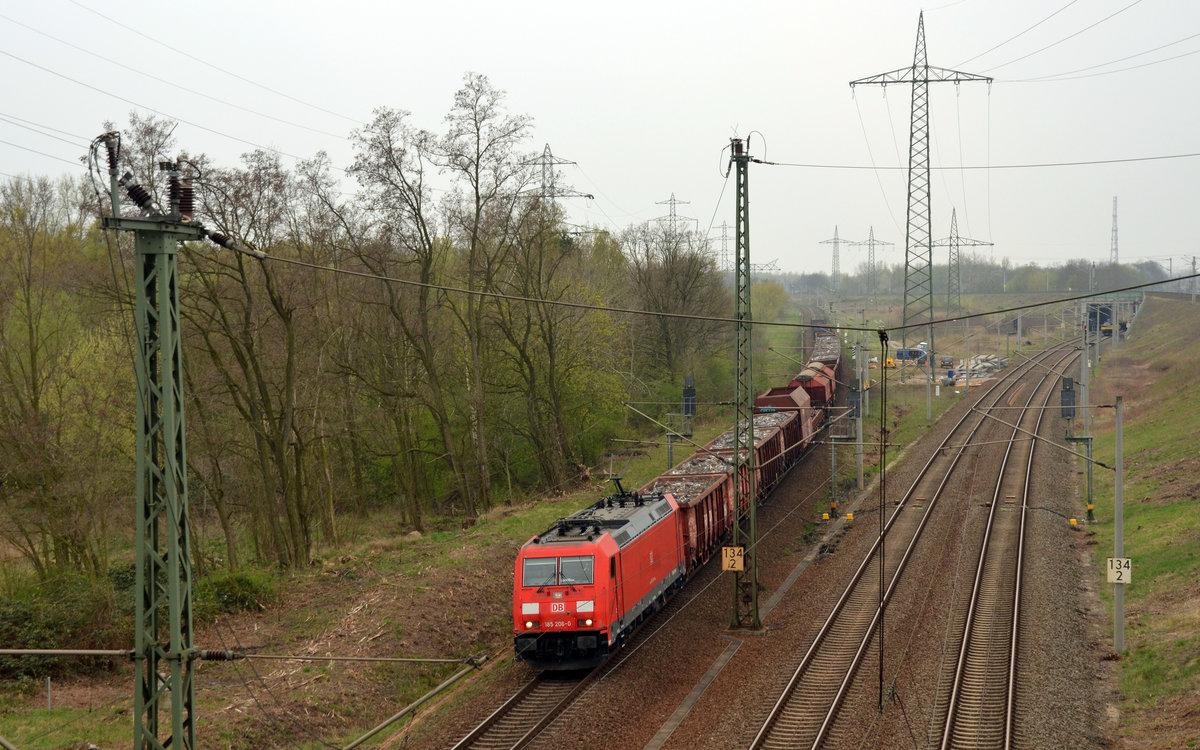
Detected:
left=0, top=573, right=121, bottom=679
left=194, top=569, right=278, bottom=621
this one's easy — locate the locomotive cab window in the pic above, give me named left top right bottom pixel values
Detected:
left=521, top=555, right=594, bottom=586
left=522, top=557, right=558, bottom=587
left=559, top=556, right=594, bottom=585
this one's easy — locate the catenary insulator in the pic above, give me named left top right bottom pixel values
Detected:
left=125, top=183, right=154, bottom=212
left=102, top=133, right=119, bottom=172
left=179, top=182, right=194, bottom=221
left=198, top=650, right=241, bottom=661
left=168, top=174, right=181, bottom=215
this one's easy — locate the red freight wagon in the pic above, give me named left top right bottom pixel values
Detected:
left=513, top=492, right=685, bottom=670
left=756, top=384, right=816, bottom=464
left=706, top=417, right=787, bottom=495
left=792, top=363, right=836, bottom=407
left=641, top=473, right=732, bottom=570
left=810, top=330, right=842, bottom=364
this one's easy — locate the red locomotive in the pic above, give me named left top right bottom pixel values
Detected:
left=512, top=489, right=686, bottom=670
left=513, top=331, right=841, bottom=670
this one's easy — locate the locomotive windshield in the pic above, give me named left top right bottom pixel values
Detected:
left=559, top=556, right=593, bottom=585
left=521, top=555, right=594, bottom=586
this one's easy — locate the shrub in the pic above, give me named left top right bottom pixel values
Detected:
left=194, top=569, right=278, bottom=621
left=0, top=573, right=121, bottom=679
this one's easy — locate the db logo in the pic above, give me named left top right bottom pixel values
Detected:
left=550, top=602, right=566, bottom=613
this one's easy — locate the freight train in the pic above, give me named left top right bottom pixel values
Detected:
left=512, top=331, right=842, bottom=670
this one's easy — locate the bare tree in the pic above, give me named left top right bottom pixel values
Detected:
left=185, top=150, right=327, bottom=568
left=490, top=210, right=627, bottom=489
left=349, top=106, right=485, bottom=517
left=437, top=72, right=537, bottom=513
left=621, top=221, right=730, bottom=374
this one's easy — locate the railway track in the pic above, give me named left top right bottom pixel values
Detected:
left=449, top=671, right=593, bottom=750
left=749, top=344, right=1074, bottom=750
left=936, top=348, right=1076, bottom=749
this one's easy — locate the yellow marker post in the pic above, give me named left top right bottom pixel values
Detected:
left=846, top=512, right=854, bottom=521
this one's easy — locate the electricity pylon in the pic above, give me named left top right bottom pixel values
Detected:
left=1110, top=196, right=1119, bottom=264
left=718, top=221, right=730, bottom=271
left=850, top=226, right=893, bottom=305
left=820, top=226, right=847, bottom=296
left=527, top=143, right=593, bottom=200
left=850, top=11, right=992, bottom=355
left=728, top=137, right=760, bottom=631
left=932, top=208, right=992, bottom=313
left=655, top=192, right=695, bottom=233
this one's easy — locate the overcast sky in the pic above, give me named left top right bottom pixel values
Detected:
left=4, top=0, right=1199, bottom=276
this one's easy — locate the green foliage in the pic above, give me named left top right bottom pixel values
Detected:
left=194, top=569, right=279, bottom=620
left=0, top=573, right=121, bottom=679
left=751, top=279, right=790, bottom=323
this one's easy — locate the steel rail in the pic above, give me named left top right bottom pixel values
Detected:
left=808, top=345, right=1073, bottom=749
left=449, top=671, right=591, bottom=750
left=749, top=343, right=1072, bottom=749
left=938, top=348, right=1075, bottom=749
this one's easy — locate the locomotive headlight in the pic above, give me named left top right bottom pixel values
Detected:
left=524, top=621, right=534, bottom=629
left=584, top=618, right=593, bottom=626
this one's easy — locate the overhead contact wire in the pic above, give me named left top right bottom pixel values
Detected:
left=236, top=243, right=1200, bottom=334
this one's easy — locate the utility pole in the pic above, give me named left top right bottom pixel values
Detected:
left=820, top=226, right=847, bottom=296
left=850, top=11, right=992, bottom=376
left=932, top=207, right=992, bottom=314
left=1114, top=396, right=1125, bottom=652
left=855, top=327, right=864, bottom=489
left=98, top=132, right=253, bottom=749
left=100, top=136, right=205, bottom=749
left=849, top=227, right=893, bottom=306
left=1110, top=196, right=1119, bottom=264
left=728, top=138, right=760, bottom=630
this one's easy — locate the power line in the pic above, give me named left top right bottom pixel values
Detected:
left=0, top=110, right=92, bottom=141
left=0, top=11, right=347, bottom=139
left=0, top=114, right=90, bottom=149
left=754, top=150, right=1200, bottom=170
left=0, top=48, right=310, bottom=162
left=1009, top=44, right=1200, bottom=82
left=1008, top=29, right=1200, bottom=81
left=980, top=0, right=1148, bottom=74
left=953, top=0, right=1082, bottom=67
left=852, top=95, right=903, bottom=234
left=67, top=0, right=362, bottom=126
left=221, top=234, right=1200, bottom=334
left=0, top=137, right=80, bottom=167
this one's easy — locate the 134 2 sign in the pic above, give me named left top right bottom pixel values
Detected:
left=1107, top=557, right=1132, bottom=584
left=722, top=546, right=745, bottom=572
